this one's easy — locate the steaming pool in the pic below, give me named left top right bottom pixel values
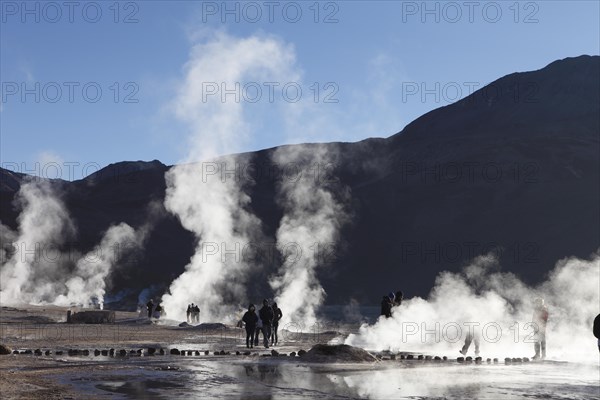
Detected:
left=56, top=356, right=600, bottom=399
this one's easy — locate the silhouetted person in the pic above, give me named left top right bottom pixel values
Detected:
left=381, top=295, right=392, bottom=318
left=593, top=313, right=600, bottom=352
left=254, top=308, right=263, bottom=346
left=146, top=299, right=154, bottom=318
left=460, top=331, right=480, bottom=356
left=271, top=302, right=283, bottom=346
left=532, top=297, right=549, bottom=360
left=186, top=304, right=192, bottom=323
left=394, top=290, right=404, bottom=307
left=193, top=304, right=200, bottom=323
left=259, top=299, right=274, bottom=348
left=242, top=304, right=259, bottom=348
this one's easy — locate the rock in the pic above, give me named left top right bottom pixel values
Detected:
left=300, top=344, right=377, bottom=363
left=486, top=358, right=491, bottom=363
left=68, top=310, right=115, bottom=324
left=119, top=350, right=127, bottom=356
left=0, top=344, right=13, bottom=355
left=195, top=351, right=200, bottom=356
left=236, top=351, right=240, bottom=355
left=243, top=351, right=251, bottom=356
left=187, top=351, right=193, bottom=356
left=34, top=349, right=42, bottom=356
left=442, top=356, right=448, bottom=361
left=493, top=358, right=499, bottom=363
left=109, top=349, right=115, bottom=356
left=434, top=356, right=441, bottom=361
left=82, top=350, right=90, bottom=356
left=505, top=358, right=512, bottom=363
left=297, top=349, right=307, bottom=357
left=159, top=349, right=165, bottom=355
left=406, top=355, right=414, bottom=360
left=12, top=350, right=19, bottom=355
left=137, top=350, right=142, bottom=355
left=179, top=322, right=190, bottom=327
left=523, top=357, right=530, bottom=362
left=219, top=350, right=226, bottom=355
left=457, top=357, right=465, bottom=363
left=94, top=350, right=101, bottom=356
left=425, top=355, right=432, bottom=361
left=417, top=355, right=424, bottom=360
left=475, top=357, right=482, bottom=363
left=148, top=348, right=156, bottom=356
left=213, top=351, right=219, bottom=356
left=204, top=350, right=209, bottom=355
left=45, top=350, right=52, bottom=356
left=170, top=349, right=180, bottom=355
left=400, top=355, right=406, bottom=360
left=289, top=352, right=296, bottom=357
left=390, top=354, right=396, bottom=360
left=101, top=350, right=108, bottom=356
left=129, top=350, right=137, bottom=355
left=465, top=356, right=472, bottom=362
left=271, top=349, right=279, bottom=357
left=55, top=351, right=63, bottom=355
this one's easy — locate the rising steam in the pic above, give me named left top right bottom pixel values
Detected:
left=269, top=144, right=349, bottom=327
left=345, top=252, right=600, bottom=363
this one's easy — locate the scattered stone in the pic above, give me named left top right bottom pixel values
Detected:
left=406, top=355, right=414, bottom=360
left=417, top=355, right=424, bottom=360
left=297, top=349, right=307, bottom=357
left=505, top=358, right=512, bottom=364
left=271, top=349, right=279, bottom=357
left=486, top=358, right=491, bottom=363
left=493, top=358, right=498, bottom=363
left=159, top=349, right=165, bottom=355
left=101, top=350, right=108, bottom=356
left=204, top=350, right=209, bottom=355
left=243, top=351, right=251, bottom=356
left=289, top=352, right=296, bottom=357
left=82, top=350, right=90, bottom=356
left=390, top=354, right=396, bottom=360
left=262, top=354, right=272, bottom=357
left=400, top=355, right=406, bottom=360
left=213, top=351, right=219, bottom=356
left=300, top=344, right=377, bottom=363
left=137, top=350, right=142, bottom=355
left=442, top=356, right=448, bottom=361
left=148, top=348, right=156, bottom=356
left=219, top=350, right=226, bottom=355
left=94, top=350, right=100, bottom=356
left=109, top=349, right=115, bottom=356
left=170, top=349, right=180, bottom=355
left=12, top=350, right=19, bottom=355
left=56, top=351, right=63, bottom=356
left=236, top=351, right=241, bottom=356
left=34, top=349, right=42, bottom=356
left=45, top=350, right=52, bottom=356
left=465, top=356, right=472, bottom=362
left=515, top=358, right=523, bottom=363
left=475, top=357, right=482, bottom=364
left=68, top=310, right=115, bottom=324
left=457, top=357, right=465, bottom=363
left=425, top=355, right=432, bottom=361
left=195, top=351, right=200, bottom=356
left=434, top=356, right=441, bottom=361
left=523, top=357, right=530, bottom=363
left=119, top=350, right=127, bottom=357
left=0, top=344, right=11, bottom=355
left=129, top=350, right=137, bottom=355
left=179, top=322, right=190, bottom=327
left=187, top=351, right=194, bottom=356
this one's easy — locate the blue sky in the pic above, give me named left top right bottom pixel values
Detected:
left=1, top=0, right=599, bottom=179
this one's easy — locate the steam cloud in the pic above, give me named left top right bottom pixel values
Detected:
left=1, top=178, right=154, bottom=308
left=269, top=144, right=349, bottom=327
left=160, top=31, right=301, bottom=321
left=345, top=252, right=600, bottom=363
left=0, top=179, right=75, bottom=304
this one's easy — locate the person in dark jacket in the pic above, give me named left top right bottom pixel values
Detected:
left=381, top=295, right=392, bottom=318
left=259, top=299, right=274, bottom=348
left=242, top=304, right=259, bottom=348
left=146, top=299, right=154, bottom=318
left=271, top=302, right=283, bottom=346
left=394, top=290, right=404, bottom=307
left=593, top=313, right=600, bottom=352
left=186, top=304, right=192, bottom=323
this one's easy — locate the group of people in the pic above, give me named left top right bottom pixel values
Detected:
left=241, top=299, right=283, bottom=349
left=145, top=299, right=164, bottom=319
left=186, top=303, right=200, bottom=323
left=380, top=290, right=403, bottom=318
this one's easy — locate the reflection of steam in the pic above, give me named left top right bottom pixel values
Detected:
left=160, top=31, right=300, bottom=321
left=0, top=179, right=75, bottom=304
left=270, top=144, right=349, bottom=327
left=345, top=253, right=600, bottom=363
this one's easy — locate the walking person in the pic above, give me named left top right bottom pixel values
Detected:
left=146, top=299, right=154, bottom=319
left=242, top=304, right=259, bottom=348
left=271, top=302, right=283, bottom=346
left=259, top=299, right=274, bottom=348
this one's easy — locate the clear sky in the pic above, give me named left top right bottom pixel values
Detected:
left=1, top=0, right=599, bottom=179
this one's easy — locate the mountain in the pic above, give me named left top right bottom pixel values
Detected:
left=1, top=55, right=598, bottom=307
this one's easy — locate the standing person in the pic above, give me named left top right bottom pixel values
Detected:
left=380, top=295, right=392, bottom=318
left=242, top=304, right=259, bottom=348
left=259, top=299, right=274, bottom=348
left=254, top=307, right=263, bottom=346
left=194, top=304, right=200, bottom=323
left=460, top=330, right=480, bottom=356
left=394, top=290, right=404, bottom=307
left=186, top=304, right=192, bottom=323
left=593, top=313, right=600, bottom=352
left=146, top=299, right=154, bottom=319
left=271, top=302, right=283, bottom=346
left=532, top=297, right=549, bottom=360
